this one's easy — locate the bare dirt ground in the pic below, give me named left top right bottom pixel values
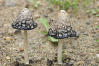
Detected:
left=0, top=0, right=99, bottom=66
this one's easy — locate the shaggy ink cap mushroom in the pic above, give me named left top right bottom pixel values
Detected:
left=48, top=10, right=78, bottom=39
left=12, top=8, right=37, bottom=30
left=11, top=8, right=38, bottom=65
left=48, top=10, right=79, bottom=65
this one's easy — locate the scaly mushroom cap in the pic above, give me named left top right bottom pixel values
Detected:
left=48, top=10, right=78, bottom=39
left=48, top=24, right=78, bottom=39
left=12, top=8, right=37, bottom=30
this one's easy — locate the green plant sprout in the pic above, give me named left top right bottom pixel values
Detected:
left=29, top=0, right=40, bottom=8
left=97, top=25, right=99, bottom=28
left=96, top=40, right=99, bottom=42
left=86, top=9, right=99, bottom=16
left=82, top=0, right=93, bottom=7
left=96, top=25, right=99, bottom=42
left=39, top=18, right=58, bottom=43
left=46, top=0, right=93, bottom=13
left=46, top=0, right=79, bottom=12
left=71, top=0, right=79, bottom=13
left=47, top=0, right=71, bottom=10
left=62, top=50, right=66, bottom=62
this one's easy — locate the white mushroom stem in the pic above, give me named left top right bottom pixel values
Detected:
left=24, top=30, right=29, bottom=64
left=57, top=39, right=63, bottom=65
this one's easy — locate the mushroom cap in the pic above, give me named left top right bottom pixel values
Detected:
left=48, top=10, right=78, bottom=39
left=12, top=8, right=37, bottom=30
left=48, top=25, right=78, bottom=39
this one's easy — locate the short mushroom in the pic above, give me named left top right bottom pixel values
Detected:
left=48, top=10, right=78, bottom=65
left=12, top=8, right=37, bottom=64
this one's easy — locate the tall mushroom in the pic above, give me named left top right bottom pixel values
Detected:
left=48, top=10, right=78, bottom=65
left=12, top=8, right=37, bottom=64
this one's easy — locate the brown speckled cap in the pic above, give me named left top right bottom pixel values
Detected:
left=12, top=8, right=37, bottom=30
left=48, top=25, right=78, bottom=39
left=48, top=10, right=78, bottom=39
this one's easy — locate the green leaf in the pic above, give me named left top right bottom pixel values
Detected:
left=62, top=55, right=65, bottom=61
left=96, top=39, right=99, bottom=42
left=60, top=1, right=64, bottom=9
left=60, top=0, right=70, bottom=10
left=72, top=3, right=78, bottom=13
left=41, top=31, right=48, bottom=35
left=64, top=0, right=70, bottom=10
left=56, top=0, right=61, bottom=5
left=34, top=1, right=40, bottom=8
left=75, top=0, right=79, bottom=3
left=71, top=0, right=79, bottom=13
left=51, top=0, right=60, bottom=5
left=39, top=18, right=49, bottom=31
left=28, top=0, right=34, bottom=2
left=28, top=0, right=40, bottom=8
left=97, top=25, right=99, bottom=28
left=90, top=9, right=97, bottom=15
left=96, top=9, right=99, bottom=12
left=48, top=36, right=58, bottom=42
left=96, top=14, right=99, bottom=17
left=52, top=0, right=57, bottom=4
left=86, top=10, right=91, bottom=13
left=82, top=0, right=88, bottom=6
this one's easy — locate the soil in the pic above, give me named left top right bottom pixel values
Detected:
left=0, top=0, right=99, bottom=66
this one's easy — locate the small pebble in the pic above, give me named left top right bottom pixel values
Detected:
left=14, top=30, right=21, bottom=35
left=86, top=22, right=90, bottom=25
left=95, top=33, right=99, bottom=39
left=19, top=63, right=25, bottom=66
left=75, top=61, right=84, bottom=65
left=29, top=60, right=34, bottom=64
left=13, top=61, right=19, bottom=66
left=43, top=14, right=48, bottom=18
left=6, top=56, right=11, bottom=60
left=47, top=59, right=53, bottom=66
left=34, top=14, right=40, bottom=19
left=47, top=7, right=53, bottom=12
left=4, top=37, right=12, bottom=41
left=19, top=48, right=24, bottom=52
left=96, top=54, right=99, bottom=63
left=66, top=62, right=73, bottom=66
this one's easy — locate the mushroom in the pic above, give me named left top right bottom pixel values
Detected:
left=12, top=8, right=37, bottom=64
left=48, top=10, right=78, bottom=65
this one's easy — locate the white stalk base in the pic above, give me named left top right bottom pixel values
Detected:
left=57, top=39, right=63, bottom=65
left=24, top=30, right=29, bottom=64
